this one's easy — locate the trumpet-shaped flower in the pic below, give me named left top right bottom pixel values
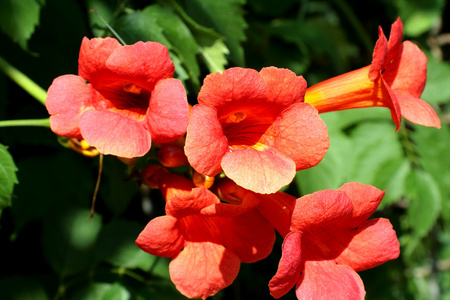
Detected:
left=184, top=67, right=329, bottom=194
left=136, top=172, right=275, bottom=299
left=46, top=37, right=189, bottom=158
left=305, top=17, right=440, bottom=130
left=266, top=182, right=400, bottom=299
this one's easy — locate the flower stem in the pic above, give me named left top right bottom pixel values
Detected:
left=0, top=118, right=50, bottom=128
left=0, top=55, right=47, bottom=106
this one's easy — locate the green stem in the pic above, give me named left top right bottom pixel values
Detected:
left=0, top=55, right=47, bottom=106
left=0, top=118, right=50, bottom=128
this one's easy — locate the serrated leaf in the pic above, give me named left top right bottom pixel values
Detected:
left=197, top=35, right=229, bottom=74
left=0, top=0, right=44, bottom=49
left=185, top=0, right=247, bottom=65
left=113, top=9, right=171, bottom=46
left=163, top=0, right=230, bottom=73
left=405, top=169, right=441, bottom=239
left=142, top=5, right=201, bottom=89
left=0, top=144, right=18, bottom=215
left=42, top=207, right=102, bottom=277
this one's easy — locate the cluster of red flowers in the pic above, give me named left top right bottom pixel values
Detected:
left=46, top=18, right=440, bottom=299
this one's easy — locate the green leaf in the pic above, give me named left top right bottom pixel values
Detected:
left=142, top=5, right=201, bottom=90
left=0, top=144, right=18, bottom=215
left=295, top=131, right=351, bottom=195
left=113, top=9, right=170, bottom=46
left=374, top=158, right=411, bottom=208
left=405, top=169, right=441, bottom=239
left=0, top=275, right=49, bottom=300
left=68, top=282, right=130, bottom=300
left=41, top=207, right=102, bottom=277
left=411, top=125, right=450, bottom=220
left=0, top=0, right=44, bottom=49
left=95, top=219, right=169, bottom=278
left=346, top=121, right=403, bottom=184
left=185, top=0, right=247, bottom=65
left=163, top=0, right=230, bottom=73
left=396, top=0, right=445, bottom=37
left=100, top=157, right=138, bottom=216
left=422, top=55, right=450, bottom=104
left=85, top=0, right=116, bottom=38
left=197, top=34, right=229, bottom=74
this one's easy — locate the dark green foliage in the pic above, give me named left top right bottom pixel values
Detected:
left=0, top=0, right=449, bottom=299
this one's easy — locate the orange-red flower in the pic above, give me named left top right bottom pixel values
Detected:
left=184, top=67, right=329, bottom=194
left=136, top=172, right=275, bottom=299
left=265, top=183, right=400, bottom=299
left=305, top=17, right=440, bottom=130
left=46, top=37, right=189, bottom=158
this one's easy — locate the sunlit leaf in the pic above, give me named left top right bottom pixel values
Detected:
left=0, top=144, right=18, bottom=216
left=346, top=121, right=403, bottom=184
left=396, top=0, right=445, bottom=37
left=142, top=5, right=201, bottom=90
left=422, top=56, right=450, bottom=104
left=405, top=169, right=441, bottom=239
left=295, top=131, right=351, bottom=195
left=184, top=0, right=247, bottom=65
left=0, top=0, right=44, bottom=49
left=411, top=125, right=450, bottom=220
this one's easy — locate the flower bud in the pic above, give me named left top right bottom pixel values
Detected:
left=158, top=144, right=189, bottom=168
left=192, top=171, right=215, bottom=189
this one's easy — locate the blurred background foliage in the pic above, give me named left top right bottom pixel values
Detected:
left=0, top=0, right=449, bottom=299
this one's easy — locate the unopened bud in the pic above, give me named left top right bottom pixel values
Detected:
left=67, top=138, right=100, bottom=157
left=158, top=144, right=189, bottom=168
left=192, top=171, right=215, bottom=189
left=141, top=165, right=168, bottom=189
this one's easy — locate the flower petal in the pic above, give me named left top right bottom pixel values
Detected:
left=221, top=147, right=296, bottom=194
left=369, top=28, right=388, bottom=81
left=46, top=75, right=96, bottom=138
left=290, top=189, right=353, bottom=232
left=264, top=103, right=329, bottom=170
left=337, top=182, right=385, bottom=228
left=259, top=67, right=306, bottom=106
left=105, top=41, right=175, bottom=91
left=219, top=209, right=275, bottom=263
left=295, top=260, right=365, bottom=300
left=336, top=218, right=400, bottom=271
left=79, top=110, right=151, bottom=157
left=396, top=94, right=441, bottom=128
left=385, top=41, right=427, bottom=98
left=269, top=231, right=303, bottom=299
left=146, top=78, right=189, bottom=143
left=169, top=242, right=240, bottom=300
left=135, top=215, right=184, bottom=258
left=197, top=67, right=268, bottom=116
left=78, top=37, right=122, bottom=82
left=185, top=105, right=229, bottom=176
left=166, top=186, right=219, bottom=218
left=387, top=18, right=404, bottom=61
